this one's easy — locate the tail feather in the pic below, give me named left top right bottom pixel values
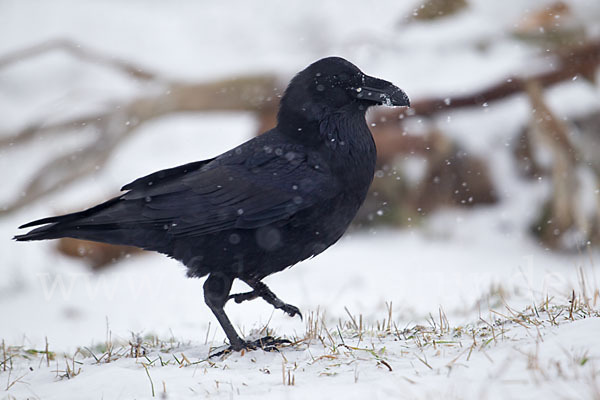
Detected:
left=14, top=197, right=122, bottom=242
left=19, top=215, right=67, bottom=229
left=13, top=224, right=62, bottom=241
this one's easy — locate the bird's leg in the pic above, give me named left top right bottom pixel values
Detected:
left=204, top=273, right=245, bottom=351
left=229, top=280, right=302, bottom=320
left=205, top=274, right=291, bottom=357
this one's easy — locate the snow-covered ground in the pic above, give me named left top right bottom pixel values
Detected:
left=4, top=297, right=600, bottom=400
left=1, top=0, right=600, bottom=399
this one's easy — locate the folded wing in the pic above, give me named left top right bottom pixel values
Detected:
left=87, top=146, right=337, bottom=238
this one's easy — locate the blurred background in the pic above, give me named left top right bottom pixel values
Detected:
left=1, top=0, right=599, bottom=350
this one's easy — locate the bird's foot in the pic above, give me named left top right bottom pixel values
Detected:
left=209, top=336, right=292, bottom=358
left=245, top=336, right=292, bottom=352
left=228, top=289, right=302, bottom=320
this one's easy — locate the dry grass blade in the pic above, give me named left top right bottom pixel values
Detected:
left=142, top=363, right=155, bottom=397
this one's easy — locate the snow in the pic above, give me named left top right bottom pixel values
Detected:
left=1, top=0, right=600, bottom=398
left=4, top=297, right=599, bottom=399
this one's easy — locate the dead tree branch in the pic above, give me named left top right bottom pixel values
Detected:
left=0, top=39, right=280, bottom=214
left=0, top=38, right=157, bottom=80
left=526, top=80, right=583, bottom=248
left=0, top=74, right=279, bottom=215
left=373, top=41, right=600, bottom=122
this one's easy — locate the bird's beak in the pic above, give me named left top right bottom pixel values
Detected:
left=351, top=75, right=410, bottom=107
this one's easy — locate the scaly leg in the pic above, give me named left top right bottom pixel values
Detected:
left=204, top=273, right=245, bottom=350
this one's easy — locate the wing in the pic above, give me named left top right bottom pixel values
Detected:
left=121, top=158, right=215, bottom=191
left=117, top=144, right=339, bottom=237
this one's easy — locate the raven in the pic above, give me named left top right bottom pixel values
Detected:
left=15, top=57, right=409, bottom=353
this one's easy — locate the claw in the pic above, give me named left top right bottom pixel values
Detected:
left=281, top=304, right=303, bottom=320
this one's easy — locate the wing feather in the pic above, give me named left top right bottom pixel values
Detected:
left=118, top=145, right=337, bottom=237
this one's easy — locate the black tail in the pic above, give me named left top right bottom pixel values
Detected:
left=13, top=224, right=63, bottom=241
left=14, top=197, right=122, bottom=242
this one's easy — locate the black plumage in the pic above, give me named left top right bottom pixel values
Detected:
left=15, top=57, right=409, bottom=352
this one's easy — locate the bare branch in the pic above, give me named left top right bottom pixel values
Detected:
left=1, top=111, right=136, bottom=215
left=0, top=113, right=107, bottom=148
left=372, top=41, right=600, bottom=122
left=0, top=74, right=281, bottom=214
left=525, top=80, right=583, bottom=248
left=0, top=75, right=280, bottom=150
left=0, top=38, right=157, bottom=80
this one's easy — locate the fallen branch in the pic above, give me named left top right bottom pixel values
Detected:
left=0, top=40, right=280, bottom=214
left=374, top=41, right=600, bottom=121
left=0, top=38, right=157, bottom=80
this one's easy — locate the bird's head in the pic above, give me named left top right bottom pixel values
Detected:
left=278, top=57, right=410, bottom=130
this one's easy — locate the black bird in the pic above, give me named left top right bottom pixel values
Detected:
left=15, top=57, right=409, bottom=353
